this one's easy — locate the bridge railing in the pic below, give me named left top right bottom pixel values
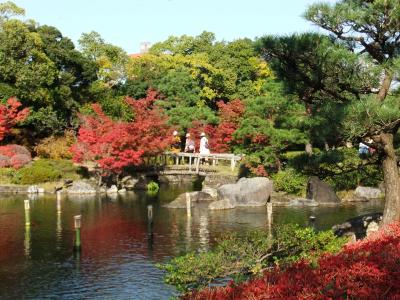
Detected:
left=161, top=152, right=243, bottom=173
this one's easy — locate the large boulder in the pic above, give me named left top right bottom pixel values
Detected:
left=67, top=181, right=97, bottom=194
left=164, top=191, right=215, bottom=208
left=306, top=177, right=340, bottom=204
left=213, top=177, right=273, bottom=209
left=354, top=186, right=384, bottom=200
left=208, top=198, right=236, bottom=210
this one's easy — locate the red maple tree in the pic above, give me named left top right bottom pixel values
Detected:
left=71, top=90, right=172, bottom=175
left=189, top=100, right=244, bottom=153
left=0, top=97, right=29, bottom=141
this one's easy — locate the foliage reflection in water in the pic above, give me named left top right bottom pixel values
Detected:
left=0, top=184, right=383, bottom=299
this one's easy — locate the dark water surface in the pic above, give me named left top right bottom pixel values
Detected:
left=0, top=185, right=383, bottom=299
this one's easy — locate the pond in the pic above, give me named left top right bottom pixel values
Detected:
left=0, top=184, right=383, bottom=299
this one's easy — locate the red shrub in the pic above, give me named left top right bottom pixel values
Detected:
left=0, top=144, right=31, bottom=157
left=0, top=144, right=31, bottom=169
left=0, top=155, right=11, bottom=167
left=10, top=154, right=32, bottom=169
left=185, top=222, right=400, bottom=299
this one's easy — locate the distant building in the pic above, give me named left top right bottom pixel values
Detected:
left=129, top=42, right=151, bottom=59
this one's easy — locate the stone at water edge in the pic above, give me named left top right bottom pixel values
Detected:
left=164, top=191, right=215, bottom=209
left=67, top=181, right=97, bottom=194
left=201, top=187, right=218, bottom=198
left=306, top=177, right=340, bottom=204
left=208, top=198, right=235, bottom=210
left=107, top=185, right=118, bottom=194
left=354, top=186, right=384, bottom=200
left=216, top=177, right=273, bottom=208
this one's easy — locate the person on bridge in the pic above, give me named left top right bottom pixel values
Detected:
left=199, top=132, right=210, bottom=164
left=171, top=130, right=181, bottom=153
left=184, top=133, right=195, bottom=153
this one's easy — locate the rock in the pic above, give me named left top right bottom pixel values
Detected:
left=37, top=187, right=45, bottom=194
left=121, top=176, right=139, bottom=190
left=354, top=186, right=383, bottom=200
left=165, top=191, right=215, bottom=208
left=98, top=186, right=107, bottom=194
left=67, top=181, right=97, bottom=194
left=203, top=174, right=237, bottom=188
left=332, top=212, right=383, bottom=239
left=366, top=221, right=380, bottom=237
left=107, top=185, right=118, bottom=194
left=216, top=177, right=273, bottom=208
left=118, top=188, right=127, bottom=194
left=202, top=187, right=218, bottom=198
left=306, top=177, right=340, bottom=204
left=209, top=198, right=235, bottom=210
left=288, top=198, right=319, bottom=207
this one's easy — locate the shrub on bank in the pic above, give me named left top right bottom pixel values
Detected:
left=271, top=168, right=307, bottom=196
left=10, top=159, right=79, bottom=184
left=35, top=131, right=75, bottom=159
left=159, top=225, right=346, bottom=292
left=185, top=222, right=400, bottom=299
left=0, top=144, right=32, bottom=169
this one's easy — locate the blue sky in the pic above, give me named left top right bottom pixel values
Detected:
left=12, top=0, right=336, bottom=54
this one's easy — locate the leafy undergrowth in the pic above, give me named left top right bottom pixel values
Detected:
left=184, top=222, right=400, bottom=299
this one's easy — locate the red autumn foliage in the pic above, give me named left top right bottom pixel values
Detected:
left=188, top=100, right=245, bottom=153
left=185, top=222, right=400, bottom=300
left=0, top=144, right=32, bottom=169
left=71, top=90, right=172, bottom=174
left=0, top=97, right=29, bottom=141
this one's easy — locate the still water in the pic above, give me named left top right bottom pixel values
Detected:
left=0, top=185, right=383, bottom=299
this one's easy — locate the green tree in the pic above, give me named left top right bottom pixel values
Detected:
left=304, top=0, right=400, bottom=224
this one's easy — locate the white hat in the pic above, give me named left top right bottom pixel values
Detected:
left=173, top=130, right=178, bottom=136
left=200, top=132, right=206, bottom=137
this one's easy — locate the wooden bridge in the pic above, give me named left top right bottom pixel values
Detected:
left=144, top=152, right=243, bottom=175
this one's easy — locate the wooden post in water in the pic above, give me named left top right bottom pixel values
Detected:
left=56, top=191, right=61, bottom=213
left=74, top=215, right=82, bottom=251
left=186, top=192, right=191, bottom=218
left=24, top=200, right=30, bottom=226
left=147, top=205, right=153, bottom=223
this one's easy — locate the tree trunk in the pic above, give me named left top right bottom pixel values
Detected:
left=377, top=70, right=393, bottom=102
left=380, top=133, right=400, bottom=224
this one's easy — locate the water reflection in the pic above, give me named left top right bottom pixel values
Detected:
left=56, top=193, right=62, bottom=249
left=0, top=186, right=384, bottom=299
left=198, top=213, right=209, bottom=252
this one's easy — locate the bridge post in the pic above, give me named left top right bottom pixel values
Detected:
left=189, top=155, right=192, bottom=171
left=196, top=154, right=201, bottom=174
left=230, top=156, right=235, bottom=171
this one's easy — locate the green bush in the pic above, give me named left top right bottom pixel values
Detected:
left=286, top=148, right=383, bottom=191
left=272, top=168, right=307, bottom=196
left=0, top=168, right=16, bottom=184
left=11, top=159, right=78, bottom=184
left=158, top=224, right=347, bottom=292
